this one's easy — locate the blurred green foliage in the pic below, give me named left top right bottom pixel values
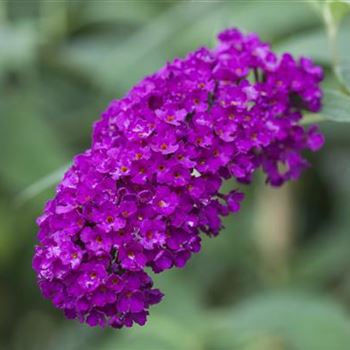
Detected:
left=1, top=1, right=350, bottom=350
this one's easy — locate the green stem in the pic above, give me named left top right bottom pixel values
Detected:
left=323, top=3, right=350, bottom=95
left=323, top=4, right=339, bottom=69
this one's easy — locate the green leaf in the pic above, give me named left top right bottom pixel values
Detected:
left=57, top=1, right=320, bottom=94
left=101, top=315, right=200, bottom=350
left=57, top=2, right=221, bottom=93
left=35, top=322, right=101, bottom=350
left=320, top=1, right=350, bottom=91
left=306, top=0, right=325, bottom=14
left=322, top=0, right=350, bottom=38
left=101, top=284, right=207, bottom=349
left=80, top=1, right=162, bottom=27
left=0, top=94, right=68, bottom=191
left=212, top=293, right=350, bottom=350
left=0, top=202, right=16, bottom=263
left=321, top=89, right=350, bottom=122
left=291, top=88, right=350, bottom=125
left=336, top=60, right=350, bottom=91
left=275, top=29, right=330, bottom=64
left=328, top=0, right=350, bottom=26
left=326, top=4, right=350, bottom=92
left=99, top=271, right=207, bottom=350
left=275, top=19, right=349, bottom=64
left=293, top=228, right=350, bottom=287
left=300, top=113, right=325, bottom=125
left=15, top=163, right=70, bottom=205
left=0, top=21, right=39, bottom=76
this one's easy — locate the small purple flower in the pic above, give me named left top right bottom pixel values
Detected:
left=77, top=263, right=108, bottom=292
left=91, top=285, right=117, bottom=307
left=119, top=241, right=147, bottom=271
left=80, top=227, right=112, bottom=253
left=152, top=250, right=173, bottom=273
left=225, top=191, right=245, bottom=213
left=153, top=186, right=179, bottom=216
left=307, top=125, right=325, bottom=151
left=161, top=165, right=191, bottom=187
left=86, top=310, right=106, bottom=327
left=156, top=108, right=187, bottom=126
left=150, top=126, right=179, bottom=155
left=90, top=201, right=126, bottom=233
left=117, top=199, right=138, bottom=219
left=118, top=290, right=145, bottom=313
left=139, top=219, right=166, bottom=249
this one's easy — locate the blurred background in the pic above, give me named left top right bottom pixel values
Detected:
left=1, top=1, right=350, bottom=349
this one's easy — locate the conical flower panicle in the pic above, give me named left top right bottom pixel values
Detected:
left=33, top=28, right=324, bottom=328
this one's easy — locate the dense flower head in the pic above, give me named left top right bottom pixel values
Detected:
left=33, top=28, right=324, bottom=328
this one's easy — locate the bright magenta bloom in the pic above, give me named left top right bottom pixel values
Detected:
left=33, top=28, right=324, bottom=328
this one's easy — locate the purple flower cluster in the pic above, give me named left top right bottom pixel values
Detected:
left=33, top=28, right=324, bottom=328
